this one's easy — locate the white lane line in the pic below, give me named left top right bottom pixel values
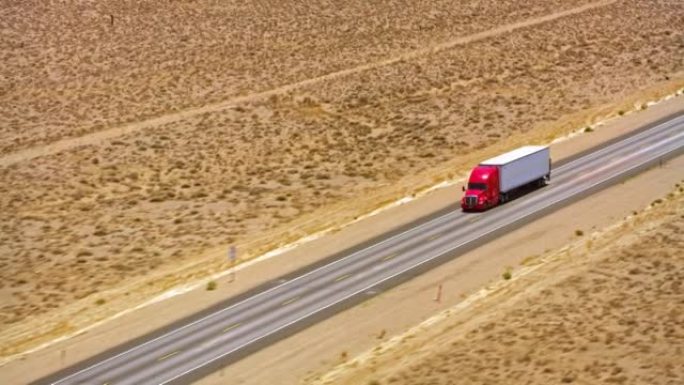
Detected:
left=500, top=130, right=684, bottom=216
left=570, top=131, right=684, bottom=184
left=54, top=116, right=684, bottom=384
left=552, top=115, right=684, bottom=173
left=145, top=123, right=684, bottom=384
left=549, top=122, right=682, bottom=187
left=157, top=130, right=684, bottom=385
left=50, top=206, right=461, bottom=384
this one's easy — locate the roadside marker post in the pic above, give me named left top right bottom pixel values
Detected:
left=229, top=246, right=237, bottom=282
left=434, top=284, right=443, bottom=303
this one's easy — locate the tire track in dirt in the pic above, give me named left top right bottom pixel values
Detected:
left=0, top=0, right=616, bottom=168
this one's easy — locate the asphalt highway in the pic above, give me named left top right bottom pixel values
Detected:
left=44, top=113, right=684, bottom=385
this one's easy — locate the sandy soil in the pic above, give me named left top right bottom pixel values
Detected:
left=313, top=183, right=684, bottom=385
left=0, top=0, right=598, bottom=155
left=0, top=0, right=683, bottom=361
left=1, top=97, right=682, bottom=385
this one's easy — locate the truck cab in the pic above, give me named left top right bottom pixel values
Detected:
left=461, top=165, right=500, bottom=211
left=461, top=146, right=550, bottom=212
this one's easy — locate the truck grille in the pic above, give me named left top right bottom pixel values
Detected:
left=465, top=196, right=477, bottom=207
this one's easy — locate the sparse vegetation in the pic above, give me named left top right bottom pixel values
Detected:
left=76, top=249, right=93, bottom=257
left=206, top=281, right=217, bottom=291
left=520, top=255, right=539, bottom=266
left=322, top=189, right=684, bottom=385
left=575, top=229, right=584, bottom=236
left=1, top=0, right=682, bottom=359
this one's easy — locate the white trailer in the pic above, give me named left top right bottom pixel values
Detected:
left=480, top=145, right=550, bottom=193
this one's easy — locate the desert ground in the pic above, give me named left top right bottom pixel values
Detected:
left=312, top=180, right=684, bottom=385
left=1, top=0, right=599, bottom=154
left=1, top=0, right=683, bottom=359
left=1, top=100, right=681, bottom=385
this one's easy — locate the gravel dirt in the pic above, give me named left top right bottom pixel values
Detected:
left=313, top=179, right=684, bottom=385
left=0, top=0, right=682, bottom=373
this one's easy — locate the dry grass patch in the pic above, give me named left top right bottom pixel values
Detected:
left=314, top=182, right=684, bottom=385
left=0, top=0, right=682, bottom=358
left=0, top=0, right=597, bottom=155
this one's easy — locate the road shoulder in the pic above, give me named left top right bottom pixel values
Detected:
left=1, top=95, right=682, bottom=385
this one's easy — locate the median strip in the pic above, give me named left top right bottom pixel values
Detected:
left=381, top=253, right=399, bottom=261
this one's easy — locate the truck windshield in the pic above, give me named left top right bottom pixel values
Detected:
left=468, top=183, right=487, bottom=190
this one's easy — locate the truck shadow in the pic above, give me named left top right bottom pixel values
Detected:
left=462, top=181, right=550, bottom=214
left=500, top=181, right=550, bottom=207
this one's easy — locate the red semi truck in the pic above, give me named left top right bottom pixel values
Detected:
left=461, top=146, right=550, bottom=211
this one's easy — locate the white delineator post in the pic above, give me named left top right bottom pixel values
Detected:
left=434, top=284, right=443, bottom=303
left=229, top=246, right=237, bottom=282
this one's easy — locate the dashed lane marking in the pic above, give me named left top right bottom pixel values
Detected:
left=223, top=323, right=241, bottom=333
left=281, top=297, right=300, bottom=306
left=335, top=274, right=352, bottom=282
left=157, top=351, right=180, bottom=362
left=428, top=233, right=442, bottom=241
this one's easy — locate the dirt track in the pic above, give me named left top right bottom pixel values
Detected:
left=1, top=0, right=601, bottom=156
left=1, top=0, right=682, bottom=362
left=313, top=180, right=684, bottom=385
left=0, top=0, right=614, bottom=167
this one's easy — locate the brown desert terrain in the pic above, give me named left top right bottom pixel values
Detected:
left=312, top=180, right=684, bottom=385
left=2, top=100, right=682, bottom=385
left=0, top=0, right=683, bottom=360
left=0, top=0, right=599, bottom=155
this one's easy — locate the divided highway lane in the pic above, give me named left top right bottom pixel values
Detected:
left=45, top=114, right=684, bottom=385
